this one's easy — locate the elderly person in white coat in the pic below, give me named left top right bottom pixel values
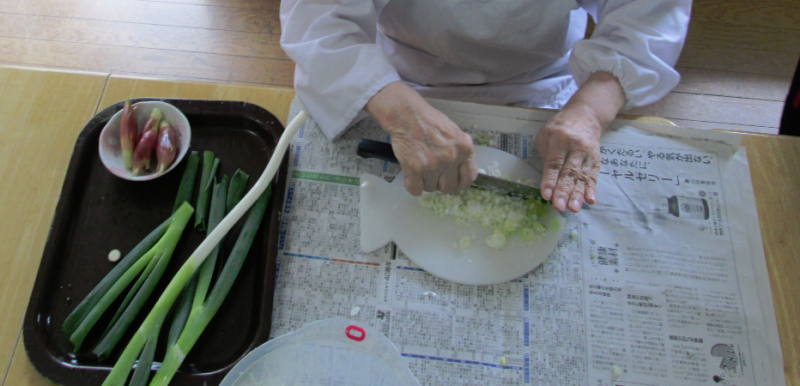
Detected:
left=280, top=0, right=691, bottom=213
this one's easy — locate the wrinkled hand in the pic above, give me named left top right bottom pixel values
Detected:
left=536, top=72, right=626, bottom=213
left=536, top=105, right=604, bottom=212
left=366, top=82, right=478, bottom=196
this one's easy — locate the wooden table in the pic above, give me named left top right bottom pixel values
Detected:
left=0, top=66, right=797, bottom=385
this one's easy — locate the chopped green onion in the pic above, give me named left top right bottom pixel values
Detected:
left=520, top=227, right=535, bottom=241
left=486, top=228, right=506, bottom=249
left=419, top=172, right=552, bottom=246
left=458, top=236, right=471, bottom=250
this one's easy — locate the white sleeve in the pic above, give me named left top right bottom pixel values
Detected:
left=570, top=0, right=692, bottom=108
left=280, top=0, right=401, bottom=140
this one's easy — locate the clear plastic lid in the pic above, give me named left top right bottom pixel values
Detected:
left=220, top=318, right=420, bottom=386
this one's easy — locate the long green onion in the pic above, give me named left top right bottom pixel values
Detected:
left=93, top=203, right=194, bottom=359
left=168, top=174, right=227, bottom=352
left=129, top=323, right=160, bottom=386
left=226, top=170, right=249, bottom=214
left=151, top=185, right=271, bottom=386
left=62, top=219, right=170, bottom=341
left=69, top=249, right=154, bottom=350
left=172, top=152, right=200, bottom=213
left=194, top=151, right=216, bottom=231
left=99, top=253, right=160, bottom=340
left=166, top=151, right=202, bottom=347
left=66, top=205, right=191, bottom=350
left=205, top=159, right=220, bottom=192
left=192, top=177, right=228, bottom=314
left=167, top=274, right=196, bottom=347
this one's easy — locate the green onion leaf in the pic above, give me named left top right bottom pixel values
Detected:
left=172, top=151, right=200, bottom=214
left=194, top=151, right=216, bottom=231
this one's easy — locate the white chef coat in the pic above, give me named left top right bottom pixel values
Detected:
left=280, top=0, right=691, bottom=140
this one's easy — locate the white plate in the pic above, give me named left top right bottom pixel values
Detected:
left=98, top=101, right=191, bottom=181
left=359, top=145, right=565, bottom=285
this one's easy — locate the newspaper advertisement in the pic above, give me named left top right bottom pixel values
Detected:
left=269, top=98, right=784, bottom=386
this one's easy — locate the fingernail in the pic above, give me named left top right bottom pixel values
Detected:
left=543, top=189, right=553, bottom=200
left=556, top=198, right=566, bottom=210
left=571, top=199, right=580, bottom=210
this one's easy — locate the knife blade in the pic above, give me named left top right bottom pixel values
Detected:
left=357, top=139, right=545, bottom=201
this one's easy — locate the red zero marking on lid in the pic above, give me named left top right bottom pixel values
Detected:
left=345, top=325, right=366, bottom=342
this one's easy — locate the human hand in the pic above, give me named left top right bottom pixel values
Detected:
left=536, top=72, right=626, bottom=213
left=366, top=82, right=478, bottom=196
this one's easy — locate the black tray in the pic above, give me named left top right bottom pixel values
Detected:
left=23, top=98, right=288, bottom=385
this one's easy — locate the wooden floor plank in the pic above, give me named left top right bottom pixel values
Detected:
left=626, top=91, right=784, bottom=128
left=667, top=118, right=779, bottom=135
left=135, top=0, right=280, bottom=11
left=99, top=75, right=296, bottom=125
left=0, top=67, right=108, bottom=386
left=686, top=21, right=800, bottom=53
left=0, top=12, right=36, bottom=38
left=229, top=56, right=295, bottom=87
left=691, top=0, right=800, bottom=31
left=0, top=0, right=281, bottom=34
left=4, top=336, right=57, bottom=386
left=675, top=68, right=792, bottom=101
left=97, top=70, right=236, bottom=85
left=677, top=44, right=798, bottom=77
left=27, top=16, right=288, bottom=59
left=0, top=37, right=234, bottom=81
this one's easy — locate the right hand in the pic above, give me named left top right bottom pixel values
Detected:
left=366, top=82, right=478, bottom=196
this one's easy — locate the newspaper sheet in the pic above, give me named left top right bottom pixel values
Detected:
left=269, top=98, right=785, bottom=386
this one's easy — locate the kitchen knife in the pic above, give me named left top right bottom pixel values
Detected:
left=357, top=139, right=545, bottom=201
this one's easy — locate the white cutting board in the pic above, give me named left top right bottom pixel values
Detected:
left=359, top=146, right=565, bottom=285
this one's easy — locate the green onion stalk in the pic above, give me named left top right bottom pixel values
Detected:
left=192, top=177, right=228, bottom=316
left=93, top=202, right=194, bottom=359
left=167, top=171, right=226, bottom=351
left=226, top=170, right=249, bottom=214
left=101, top=111, right=308, bottom=386
left=62, top=220, right=168, bottom=342
left=173, top=151, right=201, bottom=213
left=194, top=151, right=217, bottom=231
left=152, top=185, right=270, bottom=386
left=64, top=204, right=193, bottom=351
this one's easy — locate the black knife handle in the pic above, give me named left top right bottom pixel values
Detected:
left=357, top=139, right=399, bottom=164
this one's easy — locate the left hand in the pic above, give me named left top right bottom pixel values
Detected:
left=536, top=72, right=626, bottom=213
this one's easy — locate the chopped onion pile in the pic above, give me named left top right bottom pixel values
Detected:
left=420, top=183, right=553, bottom=250
left=473, top=132, right=495, bottom=147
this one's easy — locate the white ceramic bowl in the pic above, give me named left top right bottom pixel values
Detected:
left=99, top=101, right=191, bottom=181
